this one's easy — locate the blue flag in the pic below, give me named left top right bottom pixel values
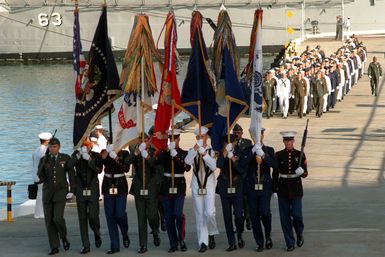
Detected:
left=73, top=6, right=121, bottom=148
left=211, top=47, right=248, bottom=151
left=180, top=12, right=215, bottom=127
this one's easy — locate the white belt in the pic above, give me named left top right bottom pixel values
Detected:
left=104, top=173, right=125, bottom=178
left=279, top=173, right=299, bottom=179
left=164, top=173, right=184, bottom=178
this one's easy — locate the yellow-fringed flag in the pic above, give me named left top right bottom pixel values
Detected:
left=113, top=14, right=162, bottom=151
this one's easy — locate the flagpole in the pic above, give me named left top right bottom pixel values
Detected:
left=141, top=55, right=146, bottom=194
left=171, top=100, right=175, bottom=190
left=198, top=100, right=204, bottom=193
left=108, top=95, right=113, bottom=143
left=226, top=98, right=233, bottom=190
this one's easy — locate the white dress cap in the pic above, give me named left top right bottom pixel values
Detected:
left=38, top=132, right=52, bottom=141
left=194, top=126, right=208, bottom=136
left=280, top=131, right=297, bottom=139
left=95, top=124, right=103, bottom=130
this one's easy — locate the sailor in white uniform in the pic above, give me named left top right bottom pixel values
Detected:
left=32, top=132, right=52, bottom=218
left=184, top=126, right=219, bottom=252
left=94, top=124, right=108, bottom=200
left=276, top=71, right=291, bottom=118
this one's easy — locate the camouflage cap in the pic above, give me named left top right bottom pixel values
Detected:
left=49, top=137, right=60, bottom=146
left=233, top=123, right=243, bottom=132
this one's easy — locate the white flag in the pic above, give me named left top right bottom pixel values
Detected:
left=249, top=9, right=264, bottom=144
left=113, top=93, right=152, bottom=152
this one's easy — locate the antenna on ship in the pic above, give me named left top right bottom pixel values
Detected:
left=193, top=0, right=197, bottom=11
left=220, top=1, right=226, bottom=11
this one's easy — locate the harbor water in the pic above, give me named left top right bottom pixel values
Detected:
left=0, top=55, right=274, bottom=210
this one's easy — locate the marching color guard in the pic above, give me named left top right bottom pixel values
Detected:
left=273, top=131, right=308, bottom=251
left=160, top=129, right=190, bottom=252
left=184, top=126, right=218, bottom=252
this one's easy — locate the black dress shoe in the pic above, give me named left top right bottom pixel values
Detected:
left=95, top=234, right=102, bottom=248
left=286, top=245, right=295, bottom=252
left=256, top=245, right=264, bottom=252
left=265, top=237, right=273, bottom=249
left=208, top=235, right=215, bottom=249
left=180, top=241, right=187, bottom=252
left=168, top=246, right=178, bottom=252
left=153, top=233, right=161, bottom=246
left=80, top=247, right=90, bottom=254
left=48, top=248, right=59, bottom=255
left=237, top=235, right=245, bottom=248
left=123, top=234, right=130, bottom=248
left=226, top=245, right=237, bottom=251
left=297, top=236, right=304, bottom=247
left=107, top=248, right=120, bottom=254
left=198, top=243, right=207, bottom=253
left=137, top=246, right=148, bottom=254
left=62, top=239, right=70, bottom=251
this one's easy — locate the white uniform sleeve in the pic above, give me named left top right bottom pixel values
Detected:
left=202, top=150, right=217, bottom=171
left=184, top=148, right=197, bottom=166
left=97, top=135, right=108, bottom=150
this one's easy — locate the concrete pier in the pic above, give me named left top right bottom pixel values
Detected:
left=1, top=35, right=384, bottom=257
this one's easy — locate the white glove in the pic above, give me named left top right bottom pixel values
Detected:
left=141, top=150, right=149, bottom=159
left=75, top=151, right=81, bottom=160
left=272, top=193, right=278, bottom=199
left=66, top=192, right=74, bottom=200
left=34, top=175, right=40, bottom=183
left=227, top=151, right=234, bottom=159
left=197, top=139, right=203, bottom=147
left=295, top=167, right=305, bottom=176
left=380, top=76, right=382, bottom=80
left=106, top=144, right=114, bottom=153
left=109, top=151, right=117, bottom=159
left=81, top=146, right=88, bottom=154
left=138, top=142, right=146, bottom=152
left=170, top=149, right=178, bottom=157
left=82, top=152, right=90, bottom=160
left=273, top=98, right=275, bottom=101
left=252, top=143, right=262, bottom=153
left=225, top=143, right=233, bottom=152
left=256, top=148, right=265, bottom=157
left=168, top=142, right=176, bottom=150
left=311, top=94, right=314, bottom=98
left=291, top=95, right=295, bottom=99
left=198, top=146, right=206, bottom=155
left=368, top=75, right=372, bottom=79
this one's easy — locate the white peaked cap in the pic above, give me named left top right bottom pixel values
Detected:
left=38, top=132, right=52, bottom=141
left=90, top=137, right=98, bottom=142
left=194, top=126, right=208, bottom=136
left=280, top=131, right=297, bottom=138
left=95, top=124, right=103, bottom=130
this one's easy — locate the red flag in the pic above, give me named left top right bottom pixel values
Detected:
left=152, top=11, right=181, bottom=150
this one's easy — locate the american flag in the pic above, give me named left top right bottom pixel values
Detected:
left=73, top=7, right=87, bottom=98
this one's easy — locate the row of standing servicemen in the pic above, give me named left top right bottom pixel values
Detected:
left=34, top=123, right=308, bottom=255
left=261, top=36, right=372, bottom=120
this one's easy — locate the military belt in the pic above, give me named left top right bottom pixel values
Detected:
left=163, top=173, right=184, bottom=178
left=279, top=173, right=300, bottom=179
left=104, top=173, right=125, bottom=178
